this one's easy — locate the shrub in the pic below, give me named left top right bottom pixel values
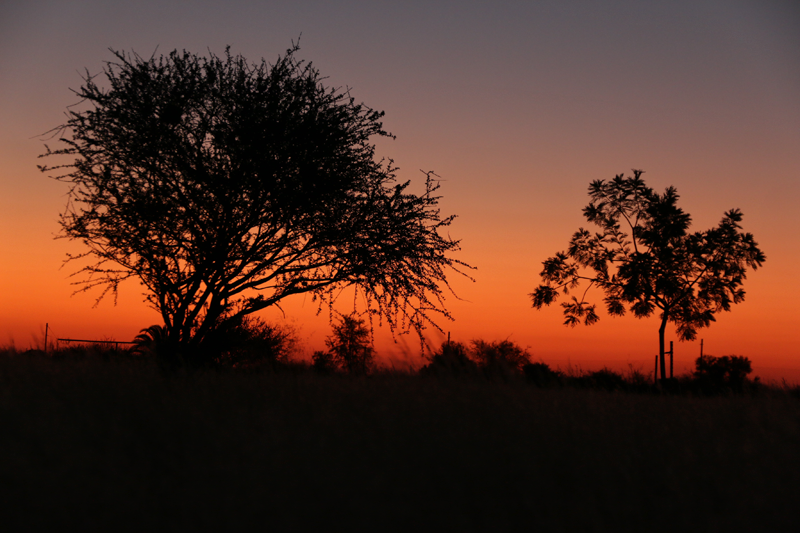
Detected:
left=471, top=339, right=532, bottom=378
left=624, top=365, right=655, bottom=393
left=311, top=350, right=338, bottom=375
left=522, top=362, right=563, bottom=387
left=133, top=318, right=300, bottom=370
left=325, top=314, right=375, bottom=375
left=580, top=368, right=628, bottom=392
left=419, top=340, right=479, bottom=378
left=422, top=339, right=536, bottom=381
left=692, top=354, right=754, bottom=394
left=217, top=317, right=299, bottom=370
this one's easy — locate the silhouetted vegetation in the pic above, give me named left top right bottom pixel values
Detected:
left=311, top=349, right=339, bottom=376
left=1, top=343, right=798, bottom=531
left=531, top=170, right=765, bottom=384
left=131, top=324, right=169, bottom=357
left=130, top=317, right=300, bottom=371
left=211, top=316, right=300, bottom=370
left=689, top=354, right=757, bottom=394
left=39, top=43, right=470, bottom=363
left=471, top=339, right=532, bottom=379
left=414, top=337, right=769, bottom=397
left=572, top=367, right=629, bottom=391
left=522, top=361, right=564, bottom=387
left=318, top=313, right=376, bottom=375
left=419, top=340, right=480, bottom=377
left=23, top=328, right=772, bottom=397
left=420, top=338, right=536, bottom=380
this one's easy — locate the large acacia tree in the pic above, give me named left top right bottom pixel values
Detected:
left=40, top=45, right=469, bottom=354
left=530, top=171, right=764, bottom=383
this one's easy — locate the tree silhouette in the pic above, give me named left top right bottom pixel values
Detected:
left=324, top=313, right=375, bottom=375
left=40, top=45, right=469, bottom=358
left=530, top=171, right=764, bottom=383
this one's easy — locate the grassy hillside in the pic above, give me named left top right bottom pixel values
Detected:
left=1, top=349, right=799, bottom=531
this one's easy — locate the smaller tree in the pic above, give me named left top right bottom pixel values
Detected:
left=530, top=171, right=765, bottom=383
left=324, top=313, right=375, bottom=375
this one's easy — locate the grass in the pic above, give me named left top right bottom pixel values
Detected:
left=1, top=346, right=799, bottom=531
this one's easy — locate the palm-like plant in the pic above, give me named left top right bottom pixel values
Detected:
left=131, top=324, right=168, bottom=357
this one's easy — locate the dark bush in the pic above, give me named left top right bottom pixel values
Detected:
left=569, top=368, right=628, bottom=392
left=522, top=362, right=563, bottom=387
left=325, top=314, right=375, bottom=376
left=625, top=366, right=655, bottom=393
left=786, top=382, right=800, bottom=399
left=471, top=339, right=532, bottom=379
left=692, top=355, right=755, bottom=394
left=146, top=316, right=299, bottom=370
left=311, top=350, right=338, bottom=375
left=214, top=317, right=299, bottom=370
left=419, top=341, right=480, bottom=378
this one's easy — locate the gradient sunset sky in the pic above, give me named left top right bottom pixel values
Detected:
left=1, top=1, right=798, bottom=379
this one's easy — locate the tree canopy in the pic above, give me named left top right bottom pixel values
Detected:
left=530, top=170, right=765, bottom=382
left=40, top=45, right=470, bottom=356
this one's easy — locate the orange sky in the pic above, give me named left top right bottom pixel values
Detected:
left=2, top=1, right=799, bottom=381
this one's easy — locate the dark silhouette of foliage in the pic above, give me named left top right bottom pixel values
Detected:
left=311, top=350, right=338, bottom=375
left=692, top=354, right=754, bottom=394
left=419, top=340, right=479, bottom=378
left=522, top=362, right=563, bottom=387
left=131, top=325, right=169, bottom=357
left=574, top=368, right=628, bottom=392
left=40, top=44, right=469, bottom=360
left=624, top=365, right=656, bottom=393
left=470, top=339, right=532, bottom=379
left=530, top=170, right=765, bottom=383
left=420, top=338, right=533, bottom=380
left=131, top=323, right=194, bottom=369
left=212, top=316, right=298, bottom=370
left=324, top=313, right=375, bottom=375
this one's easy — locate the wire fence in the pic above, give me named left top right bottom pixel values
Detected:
left=56, top=338, right=136, bottom=351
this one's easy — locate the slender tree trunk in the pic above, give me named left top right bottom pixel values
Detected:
left=658, top=313, right=668, bottom=385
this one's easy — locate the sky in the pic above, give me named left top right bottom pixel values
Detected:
left=1, top=0, right=799, bottom=380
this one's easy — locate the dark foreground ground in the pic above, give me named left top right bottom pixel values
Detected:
left=1, top=352, right=799, bottom=532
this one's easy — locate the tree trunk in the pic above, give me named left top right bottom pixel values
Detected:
left=658, top=313, right=668, bottom=385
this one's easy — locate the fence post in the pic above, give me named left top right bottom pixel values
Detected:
left=669, top=340, right=673, bottom=379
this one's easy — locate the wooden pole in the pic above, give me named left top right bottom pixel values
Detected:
left=44, top=323, right=49, bottom=354
left=669, top=340, right=673, bottom=379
